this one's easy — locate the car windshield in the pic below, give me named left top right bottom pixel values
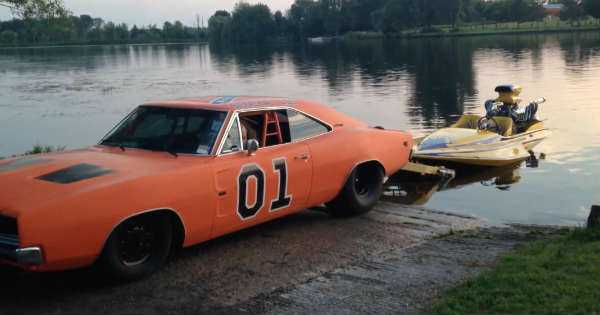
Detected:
left=100, top=106, right=228, bottom=155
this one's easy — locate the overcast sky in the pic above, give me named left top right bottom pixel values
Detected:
left=0, top=0, right=295, bottom=26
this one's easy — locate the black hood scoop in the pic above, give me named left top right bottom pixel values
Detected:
left=37, top=163, right=112, bottom=184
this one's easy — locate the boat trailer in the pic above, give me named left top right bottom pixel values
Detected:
left=398, top=162, right=456, bottom=189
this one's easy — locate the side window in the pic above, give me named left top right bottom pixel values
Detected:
left=221, top=117, right=242, bottom=154
left=287, top=109, right=331, bottom=142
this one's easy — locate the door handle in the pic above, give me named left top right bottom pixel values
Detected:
left=294, top=153, right=310, bottom=161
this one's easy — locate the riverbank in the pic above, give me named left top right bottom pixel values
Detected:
left=343, top=20, right=600, bottom=41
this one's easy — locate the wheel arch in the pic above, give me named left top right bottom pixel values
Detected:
left=348, top=160, right=387, bottom=179
left=100, top=208, right=187, bottom=255
left=331, top=159, right=386, bottom=202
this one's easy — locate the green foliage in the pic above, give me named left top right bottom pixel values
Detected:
left=0, top=14, right=206, bottom=46
left=382, top=0, right=419, bottom=34
left=0, top=144, right=65, bottom=159
left=208, top=10, right=232, bottom=42
left=25, top=144, right=65, bottom=155
left=231, top=3, right=275, bottom=43
left=208, top=0, right=567, bottom=41
left=560, top=0, right=587, bottom=25
left=433, top=227, right=600, bottom=315
left=583, top=0, right=600, bottom=19
left=0, top=29, right=18, bottom=44
left=0, top=0, right=68, bottom=19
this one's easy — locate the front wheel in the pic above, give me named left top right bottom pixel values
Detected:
left=327, top=164, right=385, bottom=217
left=98, top=213, right=173, bottom=281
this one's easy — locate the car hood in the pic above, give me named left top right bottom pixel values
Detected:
left=0, top=146, right=211, bottom=217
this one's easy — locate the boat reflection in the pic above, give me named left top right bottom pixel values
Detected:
left=384, top=154, right=542, bottom=206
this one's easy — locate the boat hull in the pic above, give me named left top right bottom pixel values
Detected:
left=414, top=144, right=530, bottom=167
left=413, top=124, right=550, bottom=167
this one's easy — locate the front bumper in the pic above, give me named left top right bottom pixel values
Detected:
left=0, top=235, right=44, bottom=266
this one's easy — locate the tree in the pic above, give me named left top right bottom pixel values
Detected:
left=320, top=0, right=343, bottom=36
left=345, top=0, right=387, bottom=31
left=435, top=0, right=465, bottom=30
left=382, top=0, right=419, bottom=34
left=560, top=0, right=586, bottom=25
left=0, top=0, right=68, bottom=19
left=114, top=23, right=129, bottom=41
left=583, top=0, right=600, bottom=19
left=510, top=0, right=544, bottom=26
left=0, top=30, right=18, bottom=44
left=230, top=3, right=275, bottom=43
left=289, top=0, right=326, bottom=38
left=208, top=10, right=232, bottom=42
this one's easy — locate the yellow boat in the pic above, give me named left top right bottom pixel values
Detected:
left=413, top=86, right=550, bottom=167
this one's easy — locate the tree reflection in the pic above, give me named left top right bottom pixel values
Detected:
left=287, top=38, right=477, bottom=128
left=197, top=33, right=599, bottom=129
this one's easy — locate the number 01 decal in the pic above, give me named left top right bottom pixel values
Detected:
left=271, top=158, right=292, bottom=212
left=237, top=158, right=293, bottom=220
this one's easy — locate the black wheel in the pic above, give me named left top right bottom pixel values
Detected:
left=99, top=213, right=172, bottom=281
left=327, top=164, right=385, bottom=217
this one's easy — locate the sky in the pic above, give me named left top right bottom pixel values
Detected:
left=0, top=0, right=295, bottom=26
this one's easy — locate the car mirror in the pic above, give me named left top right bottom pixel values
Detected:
left=246, top=139, right=259, bottom=156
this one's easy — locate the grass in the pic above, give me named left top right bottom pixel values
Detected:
left=433, top=227, right=600, bottom=315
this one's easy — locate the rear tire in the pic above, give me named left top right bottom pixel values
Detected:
left=99, top=213, right=173, bottom=281
left=327, top=164, right=385, bottom=217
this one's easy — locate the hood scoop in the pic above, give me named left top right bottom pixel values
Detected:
left=36, top=163, right=112, bottom=184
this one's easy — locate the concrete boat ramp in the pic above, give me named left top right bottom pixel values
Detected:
left=0, top=203, right=559, bottom=314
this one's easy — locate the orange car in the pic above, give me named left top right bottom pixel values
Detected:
left=0, top=96, right=412, bottom=279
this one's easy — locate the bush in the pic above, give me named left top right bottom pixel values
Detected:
left=0, top=30, right=18, bottom=45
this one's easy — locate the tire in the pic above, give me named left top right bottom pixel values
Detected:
left=98, top=213, right=173, bottom=281
left=327, top=164, right=385, bottom=217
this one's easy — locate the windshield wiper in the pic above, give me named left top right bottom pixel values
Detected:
left=166, top=149, right=178, bottom=158
left=101, top=141, right=126, bottom=152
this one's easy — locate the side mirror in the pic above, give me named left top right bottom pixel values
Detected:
left=246, top=139, right=259, bottom=156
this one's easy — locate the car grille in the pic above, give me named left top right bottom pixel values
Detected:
left=0, top=215, right=18, bottom=248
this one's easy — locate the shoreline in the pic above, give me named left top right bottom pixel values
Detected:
left=2, top=25, right=599, bottom=49
left=343, top=25, right=600, bottom=41
left=0, top=40, right=209, bottom=49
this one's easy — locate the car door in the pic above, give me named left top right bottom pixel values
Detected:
left=212, top=111, right=312, bottom=238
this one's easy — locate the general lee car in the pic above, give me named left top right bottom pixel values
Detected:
left=0, top=96, right=413, bottom=279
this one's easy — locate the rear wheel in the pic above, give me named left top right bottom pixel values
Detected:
left=327, top=164, right=385, bottom=217
left=99, top=213, right=172, bottom=281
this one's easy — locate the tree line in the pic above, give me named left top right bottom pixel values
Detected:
left=0, top=0, right=207, bottom=45
left=209, top=0, right=600, bottom=43
left=0, top=15, right=207, bottom=45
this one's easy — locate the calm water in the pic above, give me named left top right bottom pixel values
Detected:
left=1, top=33, right=600, bottom=225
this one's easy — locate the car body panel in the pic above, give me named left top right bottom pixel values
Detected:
left=0, top=96, right=412, bottom=271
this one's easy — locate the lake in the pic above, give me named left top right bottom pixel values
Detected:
left=1, top=33, right=600, bottom=226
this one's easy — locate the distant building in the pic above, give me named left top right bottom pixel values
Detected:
left=543, top=2, right=564, bottom=16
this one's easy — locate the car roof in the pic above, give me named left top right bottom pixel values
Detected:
left=142, top=96, right=367, bottom=129
left=143, top=96, right=298, bottom=111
